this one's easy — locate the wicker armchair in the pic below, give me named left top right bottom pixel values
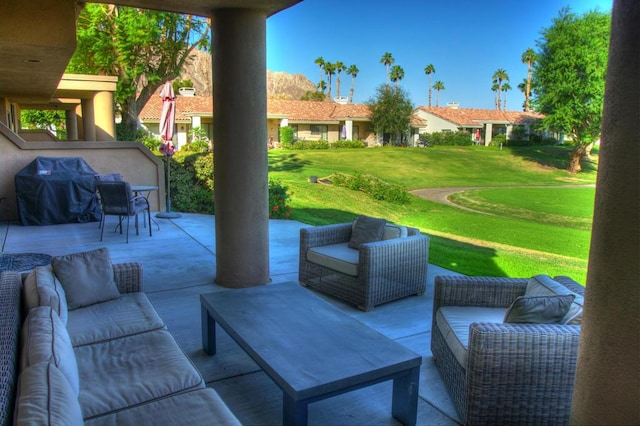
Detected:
left=431, top=275, right=584, bottom=425
left=299, top=222, right=430, bottom=311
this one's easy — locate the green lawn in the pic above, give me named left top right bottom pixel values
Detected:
left=268, top=146, right=597, bottom=284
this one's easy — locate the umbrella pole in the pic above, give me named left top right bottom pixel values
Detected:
left=156, top=154, right=181, bottom=219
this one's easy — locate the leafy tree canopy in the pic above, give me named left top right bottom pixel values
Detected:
left=67, top=4, right=210, bottom=137
left=366, top=85, right=414, bottom=145
left=532, top=7, right=610, bottom=172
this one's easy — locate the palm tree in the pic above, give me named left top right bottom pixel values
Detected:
left=424, top=64, right=435, bottom=107
left=433, top=80, right=445, bottom=107
left=518, top=79, right=527, bottom=110
left=346, top=64, right=359, bottom=104
left=521, top=48, right=536, bottom=111
left=492, top=81, right=501, bottom=110
left=501, top=82, right=512, bottom=110
left=334, top=61, right=346, bottom=99
left=317, top=80, right=327, bottom=96
left=314, top=56, right=325, bottom=87
left=324, top=61, right=335, bottom=100
left=492, top=68, right=509, bottom=110
left=390, top=65, right=404, bottom=89
left=380, top=52, right=394, bottom=86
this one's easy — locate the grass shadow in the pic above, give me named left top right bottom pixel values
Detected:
left=268, top=152, right=312, bottom=172
left=508, top=145, right=598, bottom=173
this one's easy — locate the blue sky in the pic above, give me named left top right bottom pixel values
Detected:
left=266, top=0, right=612, bottom=110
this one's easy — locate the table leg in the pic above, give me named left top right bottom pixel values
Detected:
left=201, top=305, right=217, bottom=355
left=391, top=366, right=420, bottom=426
left=283, top=393, right=308, bottom=426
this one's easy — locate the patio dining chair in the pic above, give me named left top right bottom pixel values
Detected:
left=96, top=181, right=151, bottom=243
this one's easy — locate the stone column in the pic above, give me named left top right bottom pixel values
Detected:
left=75, top=104, right=84, bottom=140
left=212, top=8, right=269, bottom=287
left=484, top=123, right=493, bottom=146
left=570, top=0, right=639, bottom=423
left=65, top=109, right=78, bottom=140
left=81, top=98, right=96, bottom=141
left=94, top=91, right=115, bottom=141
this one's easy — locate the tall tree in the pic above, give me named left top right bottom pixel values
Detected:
left=521, top=48, right=536, bottom=111
left=324, top=62, right=335, bottom=100
left=367, top=85, right=413, bottom=146
left=433, top=81, right=445, bottom=107
left=314, top=56, right=325, bottom=87
left=346, top=64, right=359, bottom=104
left=67, top=4, right=210, bottom=137
left=380, top=52, right=394, bottom=86
left=334, top=61, right=346, bottom=99
left=501, top=82, right=512, bottom=110
left=491, top=68, right=509, bottom=110
left=533, top=7, right=610, bottom=173
left=424, top=64, right=435, bottom=107
left=317, top=80, right=327, bottom=96
left=491, top=81, right=501, bottom=110
left=390, top=65, right=404, bottom=89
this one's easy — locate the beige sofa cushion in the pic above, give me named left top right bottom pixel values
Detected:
left=307, top=243, right=359, bottom=277
left=67, top=292, right=165, bottom=347
left=436, top=306, right=507, bottom=366
left=23, top=265, right=68, bottom=325
left=84, top=388, right=241, bottom=426
left=75, top=329, right=205, bottom=419
left=21, top=307, right=80, bottom=396
left=14, top=362, right=83, bottom=426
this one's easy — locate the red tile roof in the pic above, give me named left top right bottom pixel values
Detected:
left=140, top=96, right=372, bottom=123
left=139, top=95, right=212, bottom=123
left=416, top=106, right=544, bottom=127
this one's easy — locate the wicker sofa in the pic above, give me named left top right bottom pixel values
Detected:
left=0, top=249, right=240, bottom=426
left=299, top=221, right=430, bottom=311
left=431, top=274, right=585, bottom=425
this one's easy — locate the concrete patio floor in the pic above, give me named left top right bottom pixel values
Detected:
left=1, top=213, right=463, bottom=425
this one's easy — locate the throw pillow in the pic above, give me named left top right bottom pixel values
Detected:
left=21, top=306, right=80, bottom=396
left=348, top=215, right=387, bottom=249
left=504, top=294, right=576, bottom=324
left=526, top=275, right=584, bottom=324
left=14, top=362, right=84, bottom=426
left=51, top=247, right=120, bottom=310
left=23, top=265, right=69, bottom=325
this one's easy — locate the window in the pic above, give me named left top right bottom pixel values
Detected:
left=310, top=125, right=328, bottom=140
left=291, top=125, right=299, bottom=141
left=352, top=126, right=360, bottom=141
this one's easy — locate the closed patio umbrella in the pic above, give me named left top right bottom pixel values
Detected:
left=156, top=82, right=181, bottom=219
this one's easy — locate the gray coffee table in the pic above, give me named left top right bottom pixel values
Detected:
left=201, top=282, right=421, bottom=426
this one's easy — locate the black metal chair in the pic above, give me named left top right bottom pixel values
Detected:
left=96, top=181, right=151, bottom=243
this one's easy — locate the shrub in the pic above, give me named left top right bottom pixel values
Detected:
left=422, top=131, right=473, bottom=146
left=287, top=140, right=330, bottom=150
left=280, top=126, right=294, bottom=147
left=331, top=139, right=366, bottom=148
left=268, top=179, right=293, bottom=219
left=331, top=172, right=409, bottom=204
left=490, top=134, right=507, bottom=146
left=168, top=152, right=215, bottom=214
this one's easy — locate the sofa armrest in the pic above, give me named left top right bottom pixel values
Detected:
left=434, top=275, right=527, bottom=312
left=300, top=223, right=352, bottom=251
left=553, top=275, right=585, bottom=295
left=359, top=233, right=430, bottom=280
left=465, top=322, right=580, bottom=423
left=112, top=262, right=143, bottom=293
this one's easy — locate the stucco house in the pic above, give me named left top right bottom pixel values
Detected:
left=140, top=95, right=377, bottom=149
left=413, top=105, right=545, bottom=145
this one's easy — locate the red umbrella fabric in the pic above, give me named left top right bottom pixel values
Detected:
left=158, top=82, right=176, bottom=156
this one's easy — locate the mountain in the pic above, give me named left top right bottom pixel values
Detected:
left=178, top=50, right=317, bottom=100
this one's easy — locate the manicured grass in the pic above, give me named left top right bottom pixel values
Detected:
left=268, top=146, right=597, bottom=284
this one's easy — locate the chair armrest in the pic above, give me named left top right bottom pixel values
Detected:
left=112, top=262, right=143, bottom=293
left=466, top=322, right=580, bottom=422
left=433, top=275, right=527, bottom=313
left=358, top=233, right=430, bottom=279
left=553, top=275, right=585, bottom=295
left=299, top=223, right=352, bottom=250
